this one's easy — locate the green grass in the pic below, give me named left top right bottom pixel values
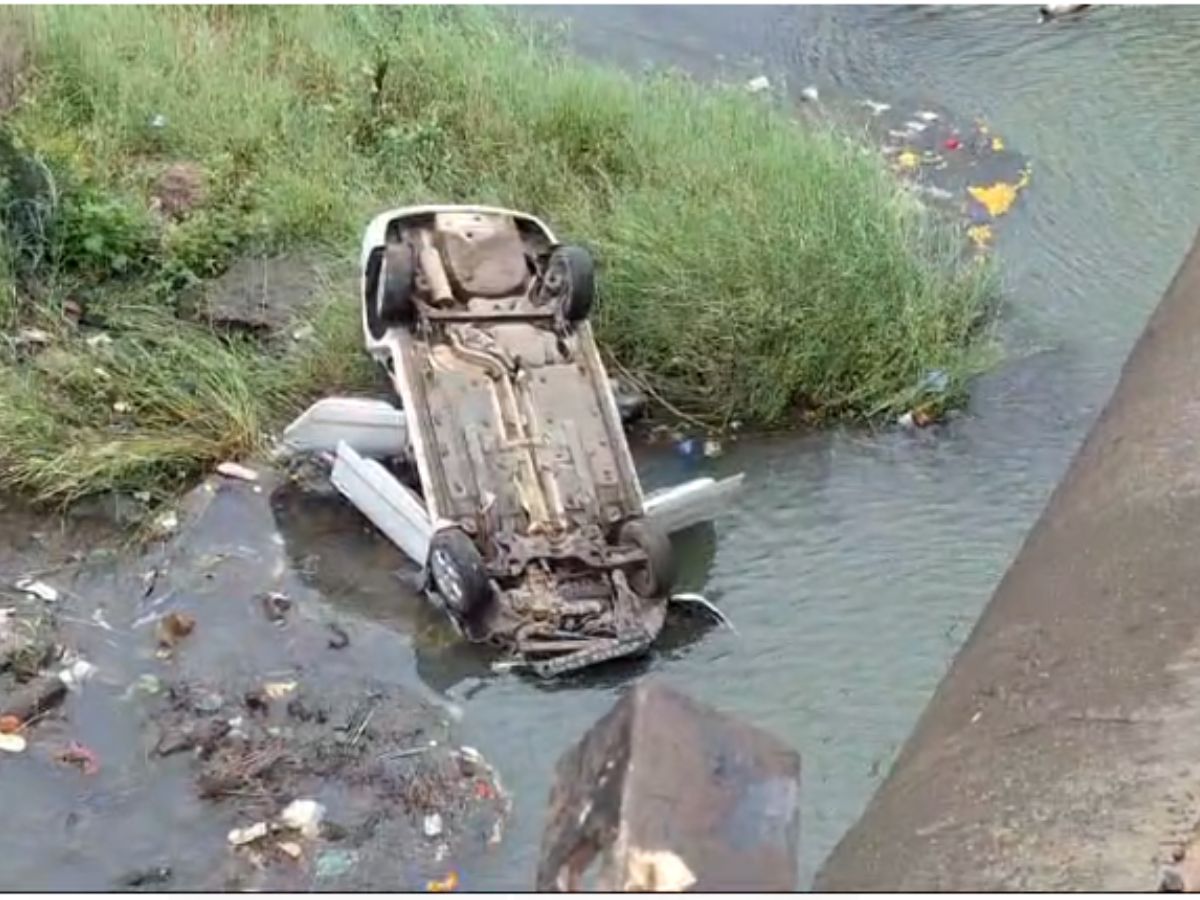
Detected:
left=0, top=5, right=996, bottom=505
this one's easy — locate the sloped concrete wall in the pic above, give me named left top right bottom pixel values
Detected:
left=818, top=230, right=1200, bottom=891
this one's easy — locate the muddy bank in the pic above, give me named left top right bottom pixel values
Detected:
left=817, top=229, right=1200, bottom=891
left=0, top=470, right=507, bottom=891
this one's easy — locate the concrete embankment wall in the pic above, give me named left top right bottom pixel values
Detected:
left=817, top=229, right=1200, bottom=891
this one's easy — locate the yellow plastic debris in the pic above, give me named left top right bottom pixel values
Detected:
left=896, top=150, right=920, bottom=170
left=427, top=871, right=460, bottom=892
left=967, top=224, right=994, bottom=249
left=968, top=181, right=1021, bottom=218
left=991, top=136, right=1005, bottom=152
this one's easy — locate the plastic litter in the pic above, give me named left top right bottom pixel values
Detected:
left=57, top=740, right=100, bottom=775
left=156, top=611, right=196, bottom=648
left=112, top=401, right=130, bottom=414
left=227, top=821, right=270, bottom=846
left=120, top=866, right=172, bottom=889
left=150, top=113, right=167, bottom=129
left=896, top=150, right=920, bottom=170
left=315, top=849, right=358, bottom=879
left=745, top=75, right=770, bottom=94
left=427, top=871, right=460, bottom=892
left=278, top=798, right=325, bottom=838
left=967, top=181, right=1022, bottom=218
left=59, top=658, right=97, bottom=690
left=16, top=328, right=51, bottom=346
left=967, top=224, right=994, bottom=249
left=915, top=110, right=939, bottom=122
left=943, top=136, right=961, bottom=151
left=152, top=510, right=179, bottom=538
left=277, top=841, right=303, bottom=860
left=991, top=135, right=1006, bottom=152
left=703, top=439, right=723, bottom=459
left=423, top=812, right=444, bottom=838
left=903, top=120, right=927, bottom=133
left=800, top=85, right=819, bottom=103
left=860, top=99, right=891, bottom=116
left=126, top=674, right=163, bottom=698
left=0, top=733, right=26, bottom=753
left=624, top=849, right=697, bottom=892
left=263, top=681, right=297, bottom=700
left=0, top=715, right=20, bottom=734
left=216, top=461, right=259, bottom=482
left=15, top=578, right=59, bottom=602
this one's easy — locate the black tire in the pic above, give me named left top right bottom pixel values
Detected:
left=539, top=244, right=595, bottom=323
left=364, top=247, right=387, bottom=341
left=619, top=518, right=676, bottom=598
left=378, top=242, right=417, bottom=328
left=428, top=529, right=493, bottom=631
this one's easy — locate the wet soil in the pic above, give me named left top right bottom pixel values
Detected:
left=0, top=471, right=509, bottom=891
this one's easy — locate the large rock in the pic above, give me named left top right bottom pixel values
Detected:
left=537, top=680, right=800, bottom=892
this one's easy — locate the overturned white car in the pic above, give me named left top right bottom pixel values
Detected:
left=279, top=205, right=741, bottom=677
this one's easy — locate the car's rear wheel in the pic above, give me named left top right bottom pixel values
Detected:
left=428, top=529, right=493, bottom=634
left=539, top=244, right=595, bottom=324
left=378, top=242, right=417, bottom=328
left=619, top=518, right=676, bottom=598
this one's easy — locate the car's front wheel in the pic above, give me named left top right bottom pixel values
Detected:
left=428, top=529, right=493, bottom=635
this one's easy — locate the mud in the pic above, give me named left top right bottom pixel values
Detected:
left=0, top=470, right=509, bottom=891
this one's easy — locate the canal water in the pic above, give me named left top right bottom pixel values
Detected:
left=503, top=3, right=1200, bottom=886
left=4, top=5, right=1200, bottom=890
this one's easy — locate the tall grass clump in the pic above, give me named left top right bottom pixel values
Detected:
left=0, top=5, right=995, bottom=504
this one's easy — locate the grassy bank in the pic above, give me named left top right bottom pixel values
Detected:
left=0, top=6, right=995, bottom=505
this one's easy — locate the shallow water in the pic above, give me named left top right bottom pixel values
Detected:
left=4, top=5, right=1200, bottom=890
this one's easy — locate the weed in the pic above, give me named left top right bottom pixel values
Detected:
left=0, top=5, right=997, bottom=503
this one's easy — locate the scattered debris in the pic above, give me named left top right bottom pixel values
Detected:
left=263, top=681, right=297, bottom=700
left=1039, top=4, right=1091, bottom=22
left=623, top=849, right=697, bottom=892
left=3, top=673, right=67, bottom=721
left=15, top=328, right=52, bottom=347
left=745, top=75, right=771, bottom=94
left=152, top=510, right=180, bottom=539
left=260, top=592, right=291, bottom=626
left=15, top=578, right=59, bottom=602
left=59, top=657, right=97, bottom=691
left=119, top=866, right=173, bottom=889
left=126, top=674, right=163, bottom=698
left=315, top=849, right=358, bottom=879
left=216, top=461, right=259, bottom=483
left=967, top=224, right=994, bottom=249
left=326, top=623, right=350, bottom=650
left=56, top=740, right=101, bottom=775
left=427, top=871, right=460, bottom=892
left=0, top=733, right=27, bottom=753
left=156, top=611, right=196, bottom=649
left=423, top=812, right=444, bottom=839
left=278, top=798, right=325, bottom=839
left=227, top=821, right=270, bottom=847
